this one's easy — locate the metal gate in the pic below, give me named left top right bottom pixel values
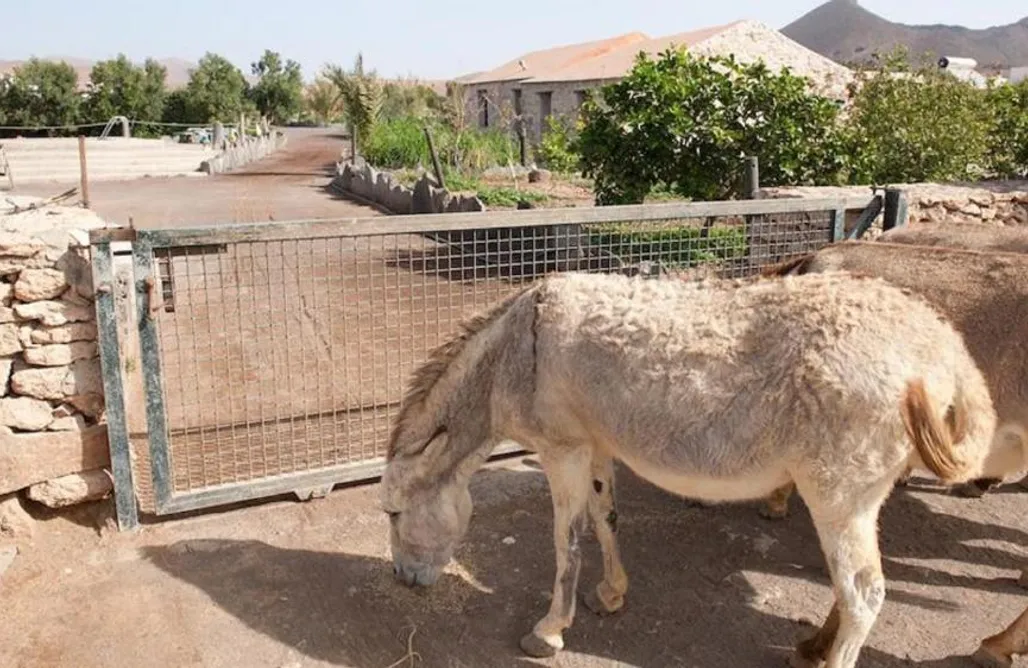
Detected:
left=92, top=194, right=883, bottom=530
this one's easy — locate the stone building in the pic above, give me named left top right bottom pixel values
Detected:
left=458, top=19, right=854, bottom=144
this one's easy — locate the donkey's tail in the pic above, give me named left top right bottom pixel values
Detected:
left=899, top=378, right=972, bottom=482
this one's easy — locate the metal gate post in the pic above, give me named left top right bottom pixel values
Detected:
left=883, top=188, right=909, bottom=231
left=91, top=240, right=139, bottom=531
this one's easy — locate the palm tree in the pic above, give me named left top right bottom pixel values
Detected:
left=323, top=53, right=383, bottom=151
left=303, top=76, right=342, bottom=126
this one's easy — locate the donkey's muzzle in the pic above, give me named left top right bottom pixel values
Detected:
left=393, top=559, right=440, bottom=587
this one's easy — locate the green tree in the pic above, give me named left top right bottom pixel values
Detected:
left=324, top=53, right=383, bottom=151
left=843, top=54, right=993, bottom=184
left=0, top=58, right=80, bottom=133
left=576, top=49, right=848, bottom=204
left=249, top=49, right=304, bottom=124
left=182, top=52, right=252, bottom=123
left=985, top=79, right=1028, bottom=179
left=83, top=54, right=167, bottom=125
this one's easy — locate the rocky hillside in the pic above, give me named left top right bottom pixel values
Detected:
left=782, top=0, right=1028, bottom=70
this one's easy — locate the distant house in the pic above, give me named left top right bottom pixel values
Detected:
left=457, top=20, right=854, bottom=144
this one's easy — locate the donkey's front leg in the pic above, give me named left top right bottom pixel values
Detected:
left=582, top=453, right=628, bottom=616
left=520, top=446, right=591, bottom=659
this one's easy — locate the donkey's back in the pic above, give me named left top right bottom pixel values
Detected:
left=528, top=271, right=995, bottom=503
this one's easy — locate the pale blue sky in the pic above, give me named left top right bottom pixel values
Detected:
left=4, top=0, right=1025, bottom=81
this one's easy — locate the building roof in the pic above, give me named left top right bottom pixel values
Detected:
left=528, top=21, right=743, bottom=83
left=460, top=32, right=650, bottom=85
left=459, top=19, right=855, bottom=99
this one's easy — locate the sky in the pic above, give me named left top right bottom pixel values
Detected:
left=4, top=0, right=1026, bottom=81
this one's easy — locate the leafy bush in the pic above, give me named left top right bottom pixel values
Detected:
left=588, top=223, right=747, bottom=267
left=843, top=56, right=994, bottom=184
left=985, top=79, right=1028, bottom=179
left=576, top=49, right=849, bottom=205
left=536, top=115, right=580, bottom=173
left=474, top=186, right=548, bottom=207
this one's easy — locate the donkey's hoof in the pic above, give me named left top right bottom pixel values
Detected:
left=519, top=632, right=561, bottom=658
left=760, top=504, right=789, bottom=521
left=583, top=588, right=623, bottom=616
left=1018, top=567, right=1028, bottom=589
left=971, top=644, right=1012, bottom=668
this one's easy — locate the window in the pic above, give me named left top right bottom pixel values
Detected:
left=574, top=90, right=588, bottom=109
left=477, top=90, right=489, bottom=128
left=512, top=89, right=523, bottom=116
left=538, top=91, right=553, bottom=120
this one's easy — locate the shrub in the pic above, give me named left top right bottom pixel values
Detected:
left=576, top=48, right=848, bottom=205
left=985, top=79, right=1028, bottom=179
left=588, top=223, right=747, bottom=267
left=362, top=115, right=516, bottom=174
left=843, top=57, right=994, bottom=184
left=536, top=115, right=580, bottom=173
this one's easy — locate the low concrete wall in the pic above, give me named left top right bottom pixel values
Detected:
left=200, top=132, right=289, bottom=174
left=332, top=162, right=486, bottom=215
left=761, top=180, right=1028, bottom=238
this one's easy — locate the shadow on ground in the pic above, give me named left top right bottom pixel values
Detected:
left=143, top=465, right=1024, bottom=667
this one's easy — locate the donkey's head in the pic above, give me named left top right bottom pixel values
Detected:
left=380, top=426, right=475, bottom=587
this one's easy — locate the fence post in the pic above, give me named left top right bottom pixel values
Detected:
left=212, top=122, right=225, bottom=150
left=744, top=156, right=760, bottom=199
left=77, top=135, right=90, bottom=209
left=423, top=125, right=446, bottom=189
left=883, top=188, right=909, bottom=231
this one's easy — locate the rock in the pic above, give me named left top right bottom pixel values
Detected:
left=0, top=307, right=15, bottom=324
left=959, top=203, right=982, bottom=217
left=0, top=359, right=11, bottom=397
left=22, top=341, right=98, bottom=367
left=14, top=268, right=69, bottom=302
left=517, top=199, right=536, bottom=210
left=0, top=396, right=54, bottom=431
left=0, top=324, right=21, bottom=356
left=0, top=233, right=46, bottom=258
left=49, top=414, right=87, bottom=432
left=25, top=470, right=112, bottom=509
left=14, top=301, right=94, bottom=327
left=0, top=493, right=32, bottom=539
left=30, top=322, right=97, bottom=345
left=56, top=251, right=93, bottom=299
left=11, top=367, right=68, bottom=401
left=66, top=393, right=104, bottom=420
left=0, top=254, right=53, bottom=276
left=0, top=283, right=11, bottom=306
left=528, top=168, right=552, bottom=184
left=63, top=358, right=103, bottom=397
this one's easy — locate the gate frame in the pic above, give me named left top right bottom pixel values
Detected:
left=92, top=194, right=882, bottom=531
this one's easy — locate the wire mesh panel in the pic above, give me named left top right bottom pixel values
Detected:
left=125, top=203, right=842, bottom=515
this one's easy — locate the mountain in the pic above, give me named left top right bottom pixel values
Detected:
left=782, top=0, right=1028, bottom=71
left=0, top=56, right=199, bottom=89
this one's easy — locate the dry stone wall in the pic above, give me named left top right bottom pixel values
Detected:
left=0, top=197, right=112, bottom=512
left=760, top=181, right=1028, bottom=239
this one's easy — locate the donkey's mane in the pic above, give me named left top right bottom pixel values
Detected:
left=387, top=285, right=533, bottom=458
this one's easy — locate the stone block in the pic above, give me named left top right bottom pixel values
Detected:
left=0, top=396, right=53, bottom=431
left=25, top=469, right=112, bottom=509
left=0, top=493, right=32, bottom=539
left=14, top=301, right=94, bottom=327
left=0, top=425, right=109, bottom=495
left=29, top=322, right=97, bottom=345
left=0, top=324, right=20, bottom=356
left=22, top=341, right=98, bottom=367
left=0, top=233, right=46, bottom=258
left=10, top=367, right=67, bottom=401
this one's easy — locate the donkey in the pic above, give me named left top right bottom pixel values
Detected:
left=974, top=603, right=1028, bottom=668
left=380, top=270, right=1026, bottom=668
left=879, top=221, right=1028, bottom=255
left=760, top=240, right=1028, bottom=520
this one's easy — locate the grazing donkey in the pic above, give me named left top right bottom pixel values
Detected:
left=381, top=271, right=1026, bottom=668
left=760, top=240, right=1028, bottom=520
left=879, top=221, right=1028, bottom=255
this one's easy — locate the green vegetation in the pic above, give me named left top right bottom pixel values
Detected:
left=588, top=223, right=748, bottom=267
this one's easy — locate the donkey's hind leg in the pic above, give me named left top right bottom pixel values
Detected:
left=582, top=453, right=628, bottom=616
left=519, top=445, right=592, bottom=659
left=761, top=482, right=795, bottom=520
left=790, top=480, right=890, bottom=668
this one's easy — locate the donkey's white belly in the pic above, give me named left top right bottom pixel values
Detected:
left=615, top=450, right=792, bottom=503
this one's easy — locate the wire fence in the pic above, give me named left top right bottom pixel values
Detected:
left=128, top=209, right=836, bottom=509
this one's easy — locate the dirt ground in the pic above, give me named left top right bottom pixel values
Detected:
left=2, top=456, right=1027, bottom=668
left=10, top=127, right=381, bottom=228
